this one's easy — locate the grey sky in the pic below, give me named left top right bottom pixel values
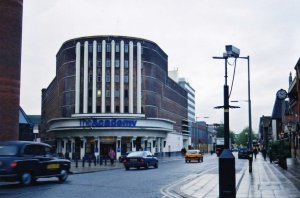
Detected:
left=20, top=0, right=300, bottom=133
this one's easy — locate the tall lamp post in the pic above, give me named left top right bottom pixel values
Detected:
left=213, top=45, right=238, bottom=198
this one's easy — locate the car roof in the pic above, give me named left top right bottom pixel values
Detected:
left=0, top=141, right=51, bottom=148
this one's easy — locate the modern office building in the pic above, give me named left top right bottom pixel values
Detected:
left=41, top=36, right=189, bottom=160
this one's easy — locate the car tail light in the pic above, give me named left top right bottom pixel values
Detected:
left=10, top=162, right=17, bottom=168
left=139, top=158, right=144, bottom=162
left=123, top=159, right=128, bottom=163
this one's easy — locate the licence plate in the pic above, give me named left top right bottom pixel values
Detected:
left=130, top=159, right=137, bottom=162
left=47, top=164, right=60, bottom=169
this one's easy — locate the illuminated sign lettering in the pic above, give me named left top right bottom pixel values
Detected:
left=80, top=119, right=137, bottom=127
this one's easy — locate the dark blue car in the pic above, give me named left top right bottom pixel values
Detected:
left=123, top=151, right=158, bottom=170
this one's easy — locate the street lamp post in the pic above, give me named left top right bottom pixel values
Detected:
left=213, top=49, right=236, bottom=198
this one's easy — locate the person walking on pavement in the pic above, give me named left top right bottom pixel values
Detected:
left=262, top=147, right=267, bottom=161
left=253, top=147, right=258, bottom=159
left=108, top=148, right=116, bottom=166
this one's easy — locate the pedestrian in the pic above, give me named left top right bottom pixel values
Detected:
left=181, top=147, right=186, bottom=156
left=108, top=148, right=116, bottom=166
left=269, top=147, right=273, bottom=164
left=253, top=147, right=258, bottom=159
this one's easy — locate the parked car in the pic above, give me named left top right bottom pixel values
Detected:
left=185, top=150, right=203, bottom=163
left=238, top=148, right=249, bottom=159
left=0, top=141, right=71, bottom=186
left=123, top=151, right=158, bottom=170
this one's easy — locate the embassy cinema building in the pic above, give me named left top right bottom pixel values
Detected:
left=40, top=36, right=190, bottom=160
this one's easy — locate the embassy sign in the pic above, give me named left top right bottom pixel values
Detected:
left=80, top=119, right=137, bottom=128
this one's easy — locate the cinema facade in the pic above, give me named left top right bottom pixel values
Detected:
left=40, top=36, right=190, bottom=160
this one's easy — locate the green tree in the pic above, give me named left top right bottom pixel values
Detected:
left=215, top=124, right=236, bottom=145
left=236, top=127, right=256, bottom=147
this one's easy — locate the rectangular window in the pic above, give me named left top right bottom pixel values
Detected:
left=124, top=75, right=129, bottom=83
left=106, top=90, right=110, bottom=97
left=124, top=106, right=129, bottom=113
left=106, top=44, right=111, bottom=52
left=115, top=44, right=120, bottom=52
left=124, top=60, right=129, bottom=68
left=97, top=44, right=101, bottom=52
left=98, top=61, right=101, bottom=67
left=106, top=59, right=111, bottom=67
left=115, top=75, right=120, bottom=82
left=97, top=76, right=101, bottom=82
left=89, top=74, right=93, bottom=83
left=106, top=105, right=110, bottom=112
left=106, top=75, right=110, bottom=82
left=115, top=60, right=120, bottom=67
left=88, top=60, right=92, bottom=68
left=115, top=90, right=120, bottom=97
left=89, top=44, right=93, bottom=53
left=124, top=44, right=129, bottom=53
left=115, top=106, right=120, bottom=113
left=125, top=90, right=128, bottom=98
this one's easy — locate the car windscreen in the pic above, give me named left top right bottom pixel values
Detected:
left=187, top=150, right=198, bottom=154
left=127, top=151, right=144, bottom=157
left=0, top=145, right=18, bottom=156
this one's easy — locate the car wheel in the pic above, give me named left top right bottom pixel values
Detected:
left=145, top=163, right=149, bottom=169
left=198, top=159, right=200, bottom=163
left=185, top=160, right=188, bottom=163
left=137, top=166, right=140, bottom=170
left=58, top=169, right=68, bottom=183
left=125, top=166, right=129, bottom=170
left=154, top=163, right=158, bottom=168
left=201, top=158, right=203, bottom=162
left=20, top=172, right=33, bottom=186
left=189, top=160, right=191, bottom=163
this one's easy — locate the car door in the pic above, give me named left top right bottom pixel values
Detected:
left=36, top=145, right=60, bottom=176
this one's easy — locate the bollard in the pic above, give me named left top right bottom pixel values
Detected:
left=75, top=157, right=78, bottom=168
left=82, top=157, right=85, bottom=167
left=219, top=149, right=236, bottom=198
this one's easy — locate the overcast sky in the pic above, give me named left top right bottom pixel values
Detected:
left=20, top=0, right=300, bottom=133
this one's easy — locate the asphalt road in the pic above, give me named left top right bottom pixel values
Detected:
left=0, top=153, right=248, bottom=198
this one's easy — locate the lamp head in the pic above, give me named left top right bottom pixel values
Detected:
left=225, top=45, right=240, bottom=58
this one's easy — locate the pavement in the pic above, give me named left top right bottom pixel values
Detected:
left=69, top=154, right=300, bottom=198
left=179, top=154, right=300, bottom=198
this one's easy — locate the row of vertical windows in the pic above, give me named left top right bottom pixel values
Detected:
left=89, top=60, right=128, bottom=68
left=93, top=43, right=129, bottom=53
left=89, top=75, right=129, bottom=83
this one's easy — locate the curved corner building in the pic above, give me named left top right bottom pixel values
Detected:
left=41, top=36, right=189, bottom=159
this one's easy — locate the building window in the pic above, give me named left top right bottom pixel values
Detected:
left=88, top=60, right=92, bottom=68
left=106, top=90, right=110, bottom=97
left=115, top=90, right=120, bottom=97
left=115, top=44, right=120, bottom=52
left=106, top=44, right=111, bottom=52
left=124, top=44, right=129, bottom=53
left=115, top=105, right=120, bottom=113
left=89, top=74, right=92, bottom=83
left=115, top=59, right=120, bottom=67
left=106, top=75, right=110, bottom=82
left=124, top=60, right=129, bottom=68
left=97, top=106, right=101, bottom=112
left=124, top=106, right=129, bottom=113
left=106, top=59, right=111, bottom=67
left=124, top=75, right=129, bottom=83
left=115, top=75, right=120, bottom=82
left=97, top=44, right=101, bottom=52
left=98, top=61, right=101, bottom=67
left=106, top=105, right=110, bottom=112
left=89, top=44, right=93, bottom=53
left=125, top=90, right=128, bottom=98
left=97, top=76, right=101, bottom=82
left=97, top=90, right=101, bottom=97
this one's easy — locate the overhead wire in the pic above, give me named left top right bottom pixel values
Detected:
left=228, top=58, right=237, bottom=98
